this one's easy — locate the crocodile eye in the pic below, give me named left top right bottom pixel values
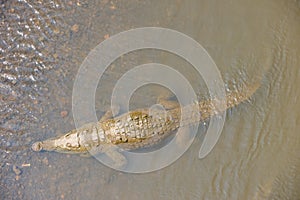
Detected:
left=65, top=133, right=71, bottom=138
left=66, top=143, right=72, bottom=147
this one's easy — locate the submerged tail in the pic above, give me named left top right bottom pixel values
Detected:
left=169, top=79, right=261, bottom=124
left=225, top=81, right=261, bottom=109
left=196, top=80, right=261, bottom=121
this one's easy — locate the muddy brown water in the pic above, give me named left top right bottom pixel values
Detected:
left=1, top=0, right=300, bottom=199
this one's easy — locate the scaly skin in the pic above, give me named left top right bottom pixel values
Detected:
left=32, top=82, right=260, bottom=155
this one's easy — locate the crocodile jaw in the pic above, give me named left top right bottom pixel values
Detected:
left=31, top=139, right=57, bottom=152
left=31, top=131, right=87, bottom=154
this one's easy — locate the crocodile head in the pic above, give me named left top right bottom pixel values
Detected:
left=31, top=129, right=87, bottom=154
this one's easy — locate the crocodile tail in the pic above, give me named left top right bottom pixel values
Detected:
left=225, top=80, right=261, bottom=109
left=194, top=80, right=261, bottom=122
left=167, top=79, right=261, bottom=123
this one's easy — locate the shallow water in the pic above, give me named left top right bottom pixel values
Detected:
left=1, top=0, right=300, bottom=199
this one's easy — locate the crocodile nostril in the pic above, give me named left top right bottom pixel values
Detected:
left=31, top=142, right=42, bottom=152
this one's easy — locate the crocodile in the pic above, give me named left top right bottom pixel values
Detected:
left=32, top=81, right=260, bottom=167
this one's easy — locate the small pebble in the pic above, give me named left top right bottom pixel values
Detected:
left=110, top=5, right=116, bottom=10
left=71, top=24, right=79, bottom=32
left=12, top=165, right=22, bottom=175
left=53, top=27, right=60, bottom=34
left=104, top=34, right=110, bottom=39
left=60, top=110, right=68, bottom=118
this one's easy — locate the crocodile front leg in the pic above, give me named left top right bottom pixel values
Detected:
left=89, top=144, right=127, bottom=169
left=100, top=105, right=120, bottom=121
left=157, top=93, right=180, bottom=110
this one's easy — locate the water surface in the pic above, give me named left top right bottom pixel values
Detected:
left=1, top=0, right=300, bottom=199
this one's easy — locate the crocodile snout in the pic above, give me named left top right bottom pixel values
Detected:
left=31, top=139, right=57, bottom=152
left=31, top=141, right=43, bottom=152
